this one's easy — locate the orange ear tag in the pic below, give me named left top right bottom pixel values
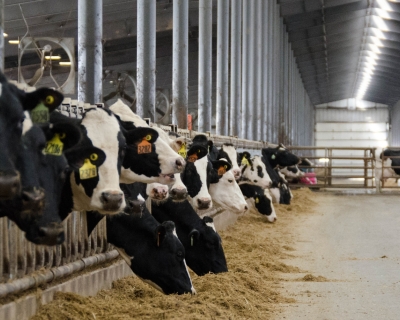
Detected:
left=187, top=153, right=198, bottom=163
left=79, top=159, right=97, bottom=180
left=218, top=165, right=227, bottom=176
left=138, top=139, right=152, bottom=154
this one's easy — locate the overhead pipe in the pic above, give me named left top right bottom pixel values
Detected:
left=78, top=0, right=103, bottom=104
left=216, top=0, right=229, bottom=135
left=198, top=0, right=213, bottom=132
left=172, top=0, right=188, bottom=128
left=137, top=0, right=156, bottom=120
left=229, top=0, right=242, bottom=137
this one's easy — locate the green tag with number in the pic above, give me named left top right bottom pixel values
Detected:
left=30, top=102, right=49, bottom=124
left=79, top=159, right=97, bottom=180
left=44, top=133, right=64, bottom=156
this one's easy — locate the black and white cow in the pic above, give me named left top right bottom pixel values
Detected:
left=376, top=149, right=400, bottom=190
left=280, top=165, right=305, bottom=180
left=86, top=183, right=195, bottom=295
left=238, top=152, right=272, bottom=189
left=239, top=183, right=277, bottom=222
left=0, top=113, right=82, bottom=245
left=151, top=197, right=228, bottom=276
left=109, top=99, right=185, bottom=185
left=261, top=144, right=300, bottom=168
left=0, top=75, right=63, bottom=200
left=217, top=144, right=241, bottom=180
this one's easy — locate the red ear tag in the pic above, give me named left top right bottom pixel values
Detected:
left=218, top=166, right=227, bottom=176
left=138, top=139, right=152, bottom=154
left=188, top=153, right=198, bottom=163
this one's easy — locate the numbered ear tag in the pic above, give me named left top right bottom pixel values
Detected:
left=79, top=159, right=97, bottom=180
left=255, top=197, right=259, bottom=204
left=30, top=102, right=49, bottom=124
left=241, top=158, right=250, bottom=166
left=271, top=154, right=276, bottom=160
left=44, top=133, right=64, bottom=156
left=188, top=153, right=198, bottom=163
left=178, top=144, right=187, bottom=158
left=218, top=165, right=227, bottom=176
left=138, top=138, right=152, bottom=154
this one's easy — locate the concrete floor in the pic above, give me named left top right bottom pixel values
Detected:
left=278, top=193, right=400, bottom=320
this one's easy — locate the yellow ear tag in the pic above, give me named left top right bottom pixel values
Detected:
left=178, top=144, right=187, bottom=158
left=30, top=102, right=49, bottom=124
left=241, top=158, right=250, bottom=166
left=44, top=133, right=64, bottom=156
left=255, top=197, right=259, bottom=204
left=79, top=159, right=97, bottom=180
left=138, top=138, right=152, bottom=154
left=188, top=153, right=198, bottom=163
left=218, top=166, right=227, bottom=176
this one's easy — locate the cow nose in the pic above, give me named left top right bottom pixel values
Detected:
left=101, top=191, right=124, bottom=210
left=152, top=187, right=168, bottom=200
left=170, top=188, right=188, bottom=201
left=232, top=169, right=241, bottom=179
left=0, top=171, right=20, bottom=200
left=21, top=187, right=45, bottom=215
left=175, top=158, right=185, bottom=170
left=197, top=198, right=211, bottom=210
left=38, top=223, right=65, bottom=245
left=244, top=205, right=248, bottom=211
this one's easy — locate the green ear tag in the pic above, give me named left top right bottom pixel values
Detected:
left=79, top=159, right=97, bottom=180
left=44, top=133, right=64, bottom=156
left=30, top=102, right=49, bottom=124
left=178, top=144, right=187, bottom=158
left=241, top=158, right=250, bottom=166
left=271, top=154, right=276, bottom=160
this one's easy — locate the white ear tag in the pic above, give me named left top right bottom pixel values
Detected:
left=271, top=154, right=276, bottom=160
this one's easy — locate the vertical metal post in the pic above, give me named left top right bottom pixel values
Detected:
left=216, top=0, right=229, bottom=135
left=230, top=0, right=241, bottom=137
left=255, top=0, right=263, bottom=140
left=198, top=0, right=213, bottom=132
left=78, top=0, right=103, bottom=104
left=246, top=0, right=256, bottom=140
left=172, top=0, right=188, bottom=128
left=0, top=0, right=4, bottom=71
left=279, top=18, right=285, bottom=144
left=137, top=0, right=156, bottom=120
left=267, top=0, right=274, bottom=142
left=262, top=0, right=269, bottom=141
left=241, top=2, right=249, bottom=139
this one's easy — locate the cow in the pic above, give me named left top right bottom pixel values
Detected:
left=109, top=99, right=185, bottom=185
left=86, top=184, right=196, bottom=295
left=216, top=143, right=241, bottom=180
left=261, top=144, right=300, bottom=168
left=0, top=113, right=82, bottom=245
left=376, top=149, right=400, bottom=190
left=238, top=152, right=272, bottom=189
left=0, top=74, right=63, bottom=200
left=239, top=183, right=277, bottom=223
left=279, top=165, right=305, bottom=180
left=151, top=197, right=228, bottom=276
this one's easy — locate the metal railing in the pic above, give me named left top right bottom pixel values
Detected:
left=286, top=146, right=376, bottom=189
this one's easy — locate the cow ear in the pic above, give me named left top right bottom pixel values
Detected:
left=188, top=229, right=200, bottom=246
left=186, top=145, right=208, bottom=162
left=125, top=127, right=159, bottom=145
left=65, top=147, right=105, bottom=170
left=155, top=221, right=175, bottom=247
left=41, top=121, right=82, bottom=152
left=207, top=140, right=214, bottom=153
left=21, top=88, right=64, bottom=112
left=239, top=151, right=252, bottom=166
left=211, top=160, right=232, bottom=177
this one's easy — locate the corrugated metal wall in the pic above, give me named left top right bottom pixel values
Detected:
left=390, top=101, right=400, bottom=146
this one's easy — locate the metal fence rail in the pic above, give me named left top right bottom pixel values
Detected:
left=286, top=146, right=376, bottom=189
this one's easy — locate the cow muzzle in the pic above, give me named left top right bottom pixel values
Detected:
left=197, top=198, right=212, bottom=210
left=174, top=158, right=186, bottom=173
left=170, top=188, right=188, bottom=201
left=0, top=171, right=21, bottom=200
left=27, top=222, right=65, bottom=245
left=21, top=187, right=45, bottom=217
left=100, top=191, right=124, bottom=211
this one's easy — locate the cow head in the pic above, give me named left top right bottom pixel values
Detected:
left=109, top=99, right=186, bottom=184
left=280, top=165, right=305, bottom=178
left=209, top=160, right=248, bottom=214
left=180, top=145, right=211, bottom=210
left=0, top=77, right=63, bottom=200
left=6, top=117, right=81, bottom=245
left=218, top=144, right=241, bottom=180
left=65, top=108, right=126, bottom=215
left=239, top=153, right=272, bottom=189
left=262, top=145, right=300, bottom=168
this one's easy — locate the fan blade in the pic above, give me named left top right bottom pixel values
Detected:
left=103, top=91, right=118, bottom=102
left=120, top=91, right=134, bottom=104
left=27, top=66, right=44, bottom=86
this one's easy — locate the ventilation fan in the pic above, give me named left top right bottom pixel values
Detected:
left=18, top=37, right=75, bottom=94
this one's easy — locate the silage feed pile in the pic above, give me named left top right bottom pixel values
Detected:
left=32, top=188, right=317, bottom=320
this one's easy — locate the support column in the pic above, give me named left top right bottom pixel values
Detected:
left=255, top=0, right=263, bottom=140
left=78, top=0, right=103, bottom=104
left=172, top=0, right=188, bottom=128
left=247, top=0, right=256, bottom=140
left=216, top=0, right=229, bottom=135
left=261, top=0, right=269, bottom=140
left=229, top=0, right=241, bottom=137
left=198, top=0, right=213, bottom=132
left=0, top=0, right=4, bottom=71
left=241, top=2, right=249, bottom=139
left=137, top=0, right=156, bottom=120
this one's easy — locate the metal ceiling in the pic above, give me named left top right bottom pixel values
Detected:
left=3, top=1, right=400, bottom=106
left=279, top=0, right=400, bottom=106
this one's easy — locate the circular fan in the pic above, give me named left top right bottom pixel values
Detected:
left=102, top=70, right=137, bottom=112
left=18, top=37, right=75, bottom=94
left=152, top=89, right=171, bottom=125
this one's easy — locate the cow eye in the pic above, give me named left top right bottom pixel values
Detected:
left=177, top=251, right=184, bottom=261
left=228, top=179, right=233, bottom=183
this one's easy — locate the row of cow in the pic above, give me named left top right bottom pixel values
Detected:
left=0, top=73, right=304, bottom=295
